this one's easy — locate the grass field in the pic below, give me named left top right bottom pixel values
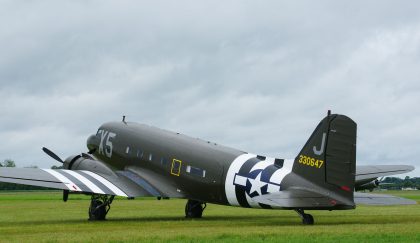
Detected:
left=0, top=191, right=419, bottom=242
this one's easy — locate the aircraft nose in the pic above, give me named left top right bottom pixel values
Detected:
left=87, top=134, right=99, bottom=152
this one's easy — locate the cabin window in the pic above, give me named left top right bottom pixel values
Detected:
left=148, top=154, right=153, bottom=162
left=186, top=165, right=206, bottom=178
left=161, top=158, right=168, bottom=166
left=126, top=146, right=130, bottom=154
left=171, top=159, right=182, bottom=176
left=137, top=149, right=143, bottom=158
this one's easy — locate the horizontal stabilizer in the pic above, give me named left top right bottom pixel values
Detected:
left=252, top=189, right=333, bottom=208
left=356, top=165, right=415, bottom=181
left=354, top=192, right=416, bottom=205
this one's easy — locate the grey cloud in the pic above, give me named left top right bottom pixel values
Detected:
left=1, top=1, right=419, bottom=177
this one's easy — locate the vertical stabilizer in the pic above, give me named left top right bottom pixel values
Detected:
left=292, top=112, right=357, bottom=204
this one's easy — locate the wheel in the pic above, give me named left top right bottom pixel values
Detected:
left=89, top=199, right=106, bottom=220
left=185, top=200, right=203, bottom=218
left=302, top=214, right=314, bottom=225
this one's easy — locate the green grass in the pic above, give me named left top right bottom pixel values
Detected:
left=0, top=191, right=419, bottom=243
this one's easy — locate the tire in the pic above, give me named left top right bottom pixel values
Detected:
left=302, top=214, right=314, bottom=225
left=185, top=200, right=203, bottom=218
left=89, top=200, right=106, bottom=220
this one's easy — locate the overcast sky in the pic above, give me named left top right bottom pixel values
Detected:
left=0, top=1, right=419, bottom=177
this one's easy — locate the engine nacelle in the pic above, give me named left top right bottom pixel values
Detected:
left=63, top=154, right=116, bottom=177
left=355, top=179, right=379, bottom=191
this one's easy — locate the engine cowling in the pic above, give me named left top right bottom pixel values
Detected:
left=355, top=179, right=379, bottom=191
left=63, top=154, right=116, bottom=177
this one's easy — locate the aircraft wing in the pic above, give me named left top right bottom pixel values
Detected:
left=0, top=168, right=174, bottom=198
left=356, top=165, right=414, bottom=181
left=354, top=192, right=416, bottom=205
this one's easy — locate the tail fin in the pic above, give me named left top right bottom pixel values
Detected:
left=292, top=112, right=357, bottom=206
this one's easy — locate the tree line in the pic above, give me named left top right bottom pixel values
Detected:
left=382, top=176, right=420, bottom=190
left=0, top=159, right=62, bottom=191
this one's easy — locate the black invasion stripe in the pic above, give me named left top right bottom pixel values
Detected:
left=235, top=157, right=261, bottom=208
left=261, top=165, right=280, bottom=182
left=79, top=171, right=114, bottom=195
left=274, top=158, right=284, bottom=168
left=259, top=203, right=272, bottom=209
left=235, top=186, right=251, bottom=208
left=238, top=157, right=261, bottom=175
left=58, top=170, right=91, bottom=193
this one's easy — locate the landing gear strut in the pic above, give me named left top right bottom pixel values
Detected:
left=185, top=199, right=206, bottom=218
left=295, top=209, right=314, bottom=225
left=88, top=194, right=115, bottom=221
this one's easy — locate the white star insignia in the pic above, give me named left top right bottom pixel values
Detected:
left=247, top=172, right=267, bottom=196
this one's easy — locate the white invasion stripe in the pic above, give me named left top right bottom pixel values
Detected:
left=225, top=153, right=256, bottom=206
left=62, top=170, right=105, bottom=194
left=269, top=159, right=294, bottom=185
left=81, top=170, right=128, bottom=197
left=42, top=169, right=82, bottom=191
left=249, top=159, right=274, bottom=172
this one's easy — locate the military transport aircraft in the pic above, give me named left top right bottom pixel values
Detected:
left=0, top=112, right=415, bottom=225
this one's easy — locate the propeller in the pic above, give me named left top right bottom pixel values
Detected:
left=42, top=147, right=64, bottom=163
left=378, top=177, right=394, bottom=188
left=42, top=147, right=68, bottom=202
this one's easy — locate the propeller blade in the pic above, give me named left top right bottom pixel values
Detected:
left=63, top=190, right=69, bottom=202
left=42, top=147, right=64, bottom=163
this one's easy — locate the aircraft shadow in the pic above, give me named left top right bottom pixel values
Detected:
left=1, top=214, right=418, bottom=227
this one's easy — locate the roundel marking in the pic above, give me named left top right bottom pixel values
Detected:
left=225, top=154, right=293, bottom=208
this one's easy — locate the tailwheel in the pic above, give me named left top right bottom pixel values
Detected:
left=295, top=209, right=314, bottom=225
left=88, top=194, right=115, bottom=221
left=185, top=199, right=206, bottom=218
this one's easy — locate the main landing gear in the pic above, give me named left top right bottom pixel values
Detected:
left=295, top=209, right=314, bottom=225
left=185, top=199, right=206, bottom=218
left=88, top=194, right=115, bottom=221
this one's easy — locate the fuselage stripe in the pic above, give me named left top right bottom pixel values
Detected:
left=238, top=157, right=261, bottom=175
left=225, top=153, right=257, bottom=206
left=269, top=159, right=294, bottom=185
left=235, top=157, right=261, bottom=208
left=261, top=165, right=281, bottom=182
